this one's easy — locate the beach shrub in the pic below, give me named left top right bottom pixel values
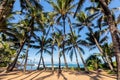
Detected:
left=0, top=62, right=8, bottom=67
left=86, top=54, right=102, bottom=70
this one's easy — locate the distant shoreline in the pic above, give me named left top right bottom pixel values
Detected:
left=18, top=63, right=84, bottom=70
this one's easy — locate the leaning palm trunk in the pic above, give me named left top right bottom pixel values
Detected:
left=51, top=45, right=54, bottom=71
left=62, top=18, right=68, bottom=69
left=41, top=54, right=46, bottom=70
left=104, top=52, right=113, bottom=70
left=98, top=1, right=120, bottom=79
left=7, top=38, right=26, bottom=72
left=37, top=52, right=42, bottom=70
left=51, top=26, right=55, bottom=71
left=74, top=47, right=80, bottom=69
left=93, top=35, right=114, bottom=70
left=23, top=41, right=30, bottom=73
left=76, top=45, right=88, bottom=72
left=109, top=56, right=115, bottom=68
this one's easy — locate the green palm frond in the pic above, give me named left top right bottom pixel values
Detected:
left=74, top=0, right=85, bottom=17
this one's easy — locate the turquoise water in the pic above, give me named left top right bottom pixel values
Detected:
left=18, top=63, right=84, bottom=70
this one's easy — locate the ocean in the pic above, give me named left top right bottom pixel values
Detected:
left=18, top=63, right=84, bottom=70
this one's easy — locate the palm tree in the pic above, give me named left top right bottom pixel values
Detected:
left=65, top=33, right=81, bottom=69
left=94, top=2, right=120, bottom=79
left=47, top=0, right=77, bottom=69
left=102, top=43, right=115, bottom=68
left=31, top=27, right=51, bottom=69
left=23, top=39, right=30, bottom=73
left=75, top=1, right=120, bottom=79
left=6, top=0, right=43, bottom=72
left=50, top=30, right=56, bottom=71
left=85, top=28, right=114, bottom=70
left=47, top=13, right=57, bottom=71
left=66, top=32, right=88, bottom=71
left=74, top=11, right=114, bottom=71
left=54, top=29, right=64, bottom=74
left=6, top=32, right=27, bottom=71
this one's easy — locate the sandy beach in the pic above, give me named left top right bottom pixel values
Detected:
left=0, top=70, right=116, bottom=80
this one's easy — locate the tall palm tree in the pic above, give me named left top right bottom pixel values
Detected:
left=85, top=28, right=114, bottom=70
left=54, top=29, right=64, bottom=74
left=66, top=32, right=88, bottom=71
left=47, top=13, right=57, bottom=71
left=6, top=0, right=43, bottom=72
left=6, top=29, right=27, bottom=71
left=74, top=11, right=114, bottom=71
left=47, top=0, right=77, bottom=69
left=32, top=31, right=51, bottom=70
left=102, top=43, right=115, bottom=68
left=75, top=1, right=120, bottom=79
left=50, top=29, right=56, bottom=71
left=94, top=2, right=120, bottom=79
left=23, top=39, right=30, bottom=73
left=65, top=33, right=81, bottom=69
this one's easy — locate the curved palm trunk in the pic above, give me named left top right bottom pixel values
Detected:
left=62, top=18, right=68, bottom=69
left=51, top=26, right=55, bottom=71
left=93, top=36, right=114, bottom=70
left=23, top=41, right=30, bottom=73
left=76, top=45, right=88, bottom=72
left=109, top=56, right=115, bottom=68
left=74, top=47, right=80, bottom=69
left=37, top=51, right=46, bottom=70
left=51, top=45, right=54, bottom=71
left=37, top=52, right=42, bottom=70
left=98, top=1, right=120, bottom=79
left=41, top=54, right=46, bottom=70
left=7, top=38, right=26, bottom=72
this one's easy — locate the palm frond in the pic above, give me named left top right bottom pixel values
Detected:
left=74, top=0, right=85, bottom=18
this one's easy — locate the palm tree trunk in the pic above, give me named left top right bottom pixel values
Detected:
left=98, top=1, right=120, bottom=79
left=51, top=26, right=55, bottom=71
left=37, top=51, right=42, bottom=70
left=23, top=41, right=30, bottom=73
left=76, top=45, right=88, bottom=72
left=41, top=54, right=46, bottom=70
left=104, top=52, right=114, bottom=70
left=62, top=18, right=68, bottom=69
left=7, top=38, right=26, bottom=72
left=93, top=36, right=114, bottom=70
left=102, top=56, right=107, bottom=63
left=51, top=45, right=54, bottom=71
left=58, top=48, right=61, bottom=74
left=74, top=47, right=80, bottom=69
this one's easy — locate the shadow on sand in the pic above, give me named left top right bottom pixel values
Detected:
left=57, top=71, right=67, bottom=80
left=0, top=70, right=116, bottom=80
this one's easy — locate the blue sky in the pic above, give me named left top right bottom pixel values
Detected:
left=13, top=0, right=120, bottom=65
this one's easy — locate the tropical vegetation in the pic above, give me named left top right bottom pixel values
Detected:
left=0, top=0, right=120, bottom=80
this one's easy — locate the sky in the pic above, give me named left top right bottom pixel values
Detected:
left=13, top=0, right=120, bottom=65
